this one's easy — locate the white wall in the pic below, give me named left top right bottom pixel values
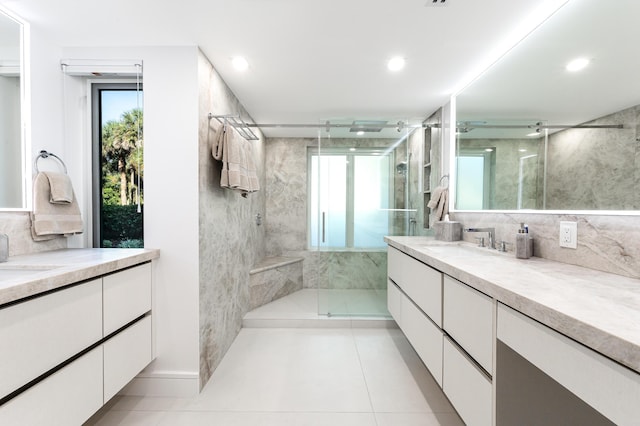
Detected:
left=30, top=41, right=202, bottom=396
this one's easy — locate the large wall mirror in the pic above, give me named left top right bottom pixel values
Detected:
left=0, top=8, right=26, bottom=210
left=454, top=0, right=640, bottom=213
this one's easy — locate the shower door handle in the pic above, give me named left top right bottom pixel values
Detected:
left=322, top=212, right=326, bottom=243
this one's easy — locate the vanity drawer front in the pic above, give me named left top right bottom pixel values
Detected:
left=443, top=337, right=492, bottom=426
left=387, top=279, right=403, bottom=326
left=388, top=246, right=442, bottom=326
left=402, top=295, right=443, bottom=386
left=0, top=346, right=103, bottom=425
left=498, top=304, right=640, bottom=425
left=103, top=263, right=152, bottom=336
left=443, top=275, right=493, bottom=374
left=0, top=279, right=103, bottom=400
left=104, top=315, right=153, bottom=402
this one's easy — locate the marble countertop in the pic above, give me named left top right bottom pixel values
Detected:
left=0, top=248, right=160, bottom=306
left=385, top=236, right=640, bottom=375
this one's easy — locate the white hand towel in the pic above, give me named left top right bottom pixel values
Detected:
left=427, top=185, right=449, bottom=221
left=31, top=172, right=83, bottom=240
left=43, top=171, right=74, bottom=204
left=212, top=125, right=260, bottom=196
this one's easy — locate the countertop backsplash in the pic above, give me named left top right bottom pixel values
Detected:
left=0, top=212, right=66, bottom=257
left=452, top=212, right=640, bottom=280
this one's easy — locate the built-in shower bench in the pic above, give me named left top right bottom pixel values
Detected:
left=249, top=256, right=303, bottom=310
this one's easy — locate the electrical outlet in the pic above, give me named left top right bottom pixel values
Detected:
left=559, top=221, right=577, bottom=249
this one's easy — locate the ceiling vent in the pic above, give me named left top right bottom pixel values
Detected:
left=349, top=120, right=387, bottom=133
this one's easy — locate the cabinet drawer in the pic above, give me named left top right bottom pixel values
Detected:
left=498, top=304, right=640, bottom=425
left=443, top=337, right=492, bottom=426
left=0, top=279, right=102, bottom=399
left=104, top=315, right=153, bottom=402
left=402, top=295, right=443, bottom=386
left=104, top=263, right=152, bottom=336
left=443, top=275, right=493, bottom=374
left=0, top=346, right=103, bottom=425
left=388, top=246, right=442, bottom=326
left=387, top=279, right=403, bottom=327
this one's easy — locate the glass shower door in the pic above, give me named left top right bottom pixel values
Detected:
left=312, top=126, right=411, bottom=317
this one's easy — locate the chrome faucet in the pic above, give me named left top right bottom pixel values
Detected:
left=464, top=227, right=496, bottom=249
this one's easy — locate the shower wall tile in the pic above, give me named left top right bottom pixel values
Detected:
left=197, top=51, right=266, bottom=388
left=249, top=260, right=303, bottom=310
left=264, top=138, right=310, bottom=255
left=0, top=212, right=67, bottom=256
left=458, top=137, right=543, bottom=210
left=453, top=212, right=640, bottom=280
left=545, top=105, right=639, bottom=210
left=265, top=137, right=400, bottom=291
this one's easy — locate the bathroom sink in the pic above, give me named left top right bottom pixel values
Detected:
left=420, top=243, right=500, bottom=257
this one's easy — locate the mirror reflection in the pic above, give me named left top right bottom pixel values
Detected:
left=455, top=0, right=640, bottom=212
left=0, top=9, right=24, bottom=209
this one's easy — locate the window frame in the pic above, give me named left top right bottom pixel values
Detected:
left=307, top=147, right=394, bottom=251
left=90, top=82, right=143, bottom=248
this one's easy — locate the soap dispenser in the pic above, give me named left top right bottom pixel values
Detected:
left=515, top=224, right=533, bottom=259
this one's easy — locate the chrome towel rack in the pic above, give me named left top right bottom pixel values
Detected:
left=34, top=150, right=68, bottom=174
left=208, top=114, right=260, bottom=141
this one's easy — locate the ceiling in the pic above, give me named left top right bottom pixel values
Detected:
left=3, top=0, right=559, bottom=137
left=457, top=0, right=640, bottom=139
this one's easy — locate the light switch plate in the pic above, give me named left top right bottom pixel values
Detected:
left=559, top=221, right=577, bottom=249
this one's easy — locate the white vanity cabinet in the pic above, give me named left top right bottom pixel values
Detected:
left=387, top=246, right=444, bottom=385
left=0, top=279, right=103, bottom=401
left=443, top=275, right=493, bottom=373
left=442, top=276, right=493, bottom=426
left=0, top=261, right=154, bottom=425
left=497, top=304, right=640, bottom=425
left=388, top=244, right=494, bottom=426
left=387, top=237, right=640, bottom=426
left=388, top=246, right=442, bottom=326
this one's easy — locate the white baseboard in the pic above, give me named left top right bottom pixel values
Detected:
left=118, top=371, right=199, bottom=398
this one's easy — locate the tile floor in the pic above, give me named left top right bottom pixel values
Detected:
left=243, top=289, right=395, bottom=328
left=87, top=290, right=463, bottom=426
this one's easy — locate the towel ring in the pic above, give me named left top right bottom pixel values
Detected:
left=34, top=150, right=68, bottom=174
left=439, top=174, right=449, bottom=188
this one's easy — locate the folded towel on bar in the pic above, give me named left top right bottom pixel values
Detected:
left=31, top=172, right=84, bottom=241
left=43, top=171, right=73, bottom=204
left=427, top=185, right=449, bottom=221
left=212, top=124, right=260, bottom=197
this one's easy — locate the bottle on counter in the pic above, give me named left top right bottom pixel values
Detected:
left=515, top=223, right=533, bottom=259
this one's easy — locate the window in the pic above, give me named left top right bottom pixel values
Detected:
left=309, top=149, right=392, bottom=249
left=91, top=83, right=144, bottom=248
left=456, top=148, right=494, bottom=209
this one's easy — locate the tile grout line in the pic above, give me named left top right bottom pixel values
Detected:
left=349, top=327, right=381, bottom=426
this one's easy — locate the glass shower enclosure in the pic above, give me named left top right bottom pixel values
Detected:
left=310, top=124, right=415, bottom=317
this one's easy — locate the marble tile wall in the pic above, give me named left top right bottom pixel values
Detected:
left=249, top=259, right=303, bottom=310
left=0, top=212, right=67, bottom=256
left=458, top=137, right=543, bottom=210
left=265, top=137, right=405, bottom=292
left=197, top=51, right=266, bottom=388
left=545, top=105, right=639, bottom=210
left=453, top=211, right=640, bottom=280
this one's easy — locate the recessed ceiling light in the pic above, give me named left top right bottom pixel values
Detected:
left=350, top=147, right=357, bottom=151
left=519, top=148, right=527, bottom=152
left=387, top=57, right=405, bottom=72
left=232, top=56, right=249, bottom=72
left=566, top=57, right=589, bottom=72
left=484, top=148, right=494, bottom=152
left=527, top=132, right=540, bottom=137
left=356, top=131, right=364, bottom=136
